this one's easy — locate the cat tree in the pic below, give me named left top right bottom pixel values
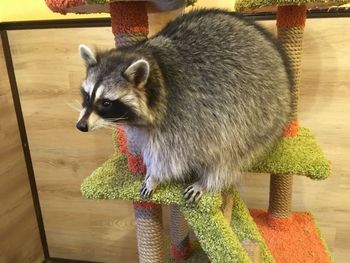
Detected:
left=46, top=0, right=338, bottom=262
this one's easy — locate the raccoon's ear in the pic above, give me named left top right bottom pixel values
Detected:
left=79, top=44, right=97, bottom=66
left=124, top=59, right=150, bottom=86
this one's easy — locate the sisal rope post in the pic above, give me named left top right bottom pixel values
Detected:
left=110, top=2, right=165, bottom=262
left=169, top=205, right=192, bottom=261
left=268, top=5, right=307, bottom=221
left=268, top=174, right=293, bottom=218
left=134, top=202, right=165, bottom=263
left=277, top=4, right=307, bottom=122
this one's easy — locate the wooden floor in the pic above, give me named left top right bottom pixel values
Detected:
left=7, top=15, right=350, bottom=263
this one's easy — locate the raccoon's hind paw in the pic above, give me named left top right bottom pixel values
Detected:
left=183, top=183, right=204, bottom=204
left=140, top=176, right=159, bottom=199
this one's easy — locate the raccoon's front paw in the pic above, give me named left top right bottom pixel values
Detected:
left=183, top=182, right=204, bottom=204
left=140, top=175, right=159, bottom=199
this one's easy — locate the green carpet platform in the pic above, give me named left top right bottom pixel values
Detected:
left=80, top=126, right=331, bottom=262
left=251, top=127, right=330, bottom=179
left=81, top=152, right=273, bottom=262
left=46, top=0, right=336, bottom=262
left=81, top=126, right=330, bottom=201
left=235, top=0, right=348, bottom=13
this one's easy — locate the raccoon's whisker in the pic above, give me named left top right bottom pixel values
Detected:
left=102, top=124, right=115, bottom=130
left=105, top=119, right=128, bottom=123
left=105, top=117, right=128, bottom=122
left=91, top=119, right=116, bottom=131
left=65, top=101, right=82, bottom=112
left=91, top=123, right=109, bottom=131
left=107, top=121, right=119, bottom=126
left=104, top=112, right=130, bottom=123
left=92, top=126, right=109, bottom=131
left=103, top=125, right=116, bottom=130
left=99, top=122, right=116, bottom=128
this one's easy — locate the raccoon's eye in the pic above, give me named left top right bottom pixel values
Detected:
left=101, top=99, right=112, bottom=108
left=82, top=91, right=89, bottom=102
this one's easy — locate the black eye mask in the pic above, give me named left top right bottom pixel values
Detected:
left=81, top=89, right=90, bottom=108
left=95, top=99, right=137, bottom=122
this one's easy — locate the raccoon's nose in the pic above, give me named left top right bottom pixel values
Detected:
left=76, top=120, right=88, bottom=132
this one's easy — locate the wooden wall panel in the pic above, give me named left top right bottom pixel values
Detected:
left=0, top=38, right=44, bottom=263
left=8, top=28, right=138, bottom=263
left=7, top=17, right=350, bottom=263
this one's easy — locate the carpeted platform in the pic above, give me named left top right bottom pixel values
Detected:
left=81, top=153, right=332, bottom=262
left=80, top=126, right=332, bottom=262
left=250, top=209, right=332, bottom=263
left=251, top=127, right=330, bottom=180
left=235, top=0, right=349, bottom=12
left=164, top=208, right=333, bottom=263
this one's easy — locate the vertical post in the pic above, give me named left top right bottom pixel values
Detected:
left=277, top=4, right=307, bottom=122
left=110, top=2, right=165, bottom=262
left=169, top=205, right=192, bottom=261
left=268, top=174, right=293, bottom=218
left=134, top=202, right=165, bottom=263
left=268, top=5, right=307, bottom=222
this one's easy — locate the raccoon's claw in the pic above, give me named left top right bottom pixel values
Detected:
left=183, top=183, right=204, bottom=204
left=140, top=185, right=153, bottom=199
left=139, top=176, right=158, bottom=199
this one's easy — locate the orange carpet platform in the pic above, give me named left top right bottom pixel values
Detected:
left=250, top=209, right=332, bottom=263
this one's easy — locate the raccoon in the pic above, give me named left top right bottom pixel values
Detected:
left=76, top=9, right=292, bottom=203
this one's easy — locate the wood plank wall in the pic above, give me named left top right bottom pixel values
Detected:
left=7, top=28, right=138, bottom=263
left=7, top=16, right=350, bottom=263
left=0, top=38, right=44, bottom=263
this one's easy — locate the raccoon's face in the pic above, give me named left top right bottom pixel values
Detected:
left=76, top=45, right=151, bottom=132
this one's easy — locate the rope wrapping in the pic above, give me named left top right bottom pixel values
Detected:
left=268, top=5, right=307, bottom=220
left=169, top=205, right=192, bottom=260
left=277, top=4, right=307, bottom=128
left=278, top=26, right=304, bottom=121
left=268, top=174, right=293, bottom=218
left=134, top=202, right=165, bottom=263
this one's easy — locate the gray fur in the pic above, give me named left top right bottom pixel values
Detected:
left=78, top=9, right=292, bottom=200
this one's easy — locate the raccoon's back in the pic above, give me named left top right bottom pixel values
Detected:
left=145, top=9, right=292, bottom=170
left=152, top=9, right=292, bottom=103
left=156, top=8, right=291, bottom=80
